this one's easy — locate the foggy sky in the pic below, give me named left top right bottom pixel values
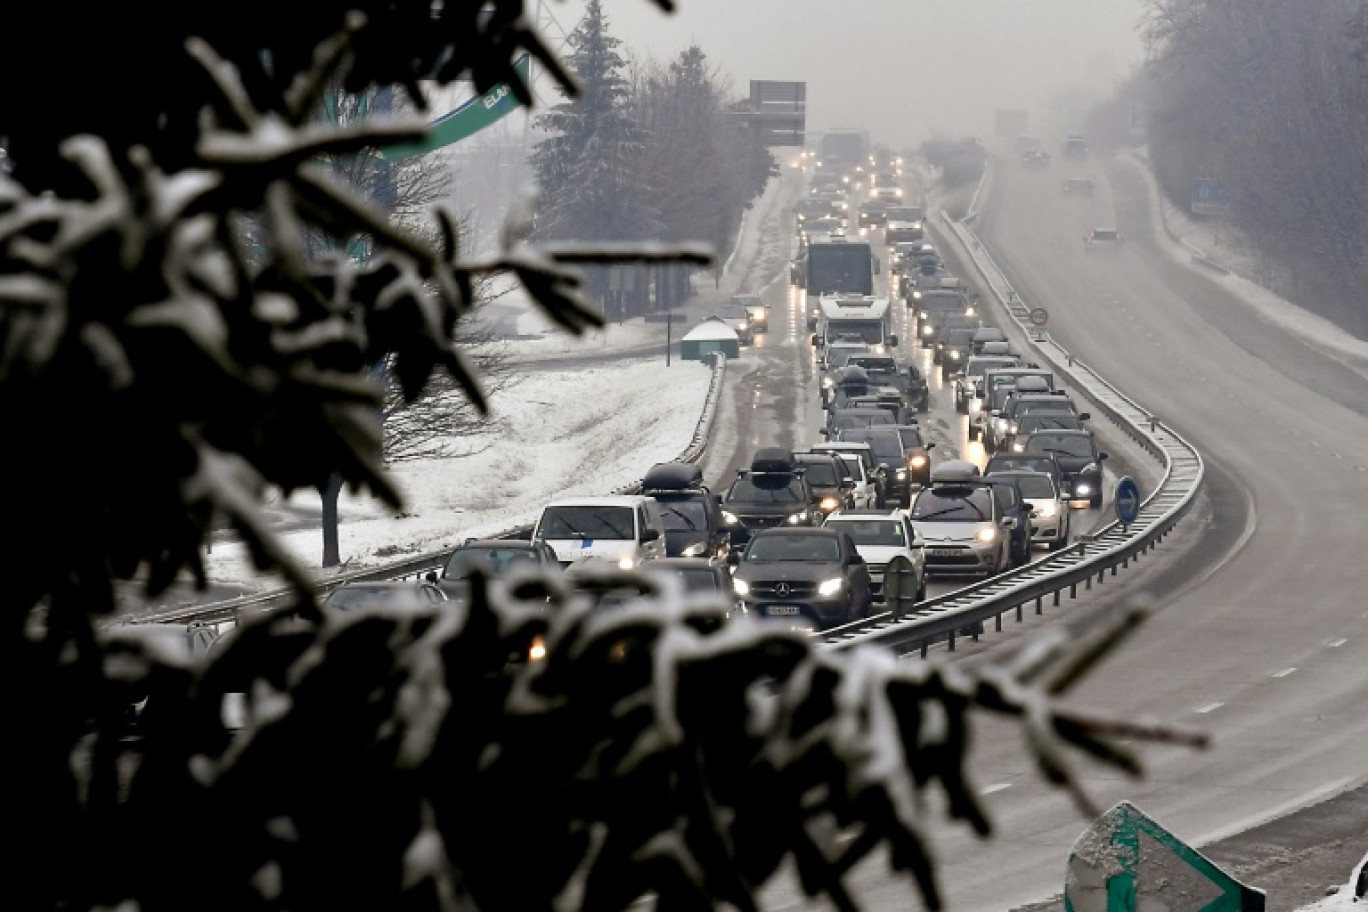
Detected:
left=551, top=0, right=1148, bottom=150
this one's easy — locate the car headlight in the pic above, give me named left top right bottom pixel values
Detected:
left=823, top=377, right=834, bottom=388
left=528, top=634, right=548, bottom=662
left=909, top=455, right=927, bottom=468
left=1012, top=442, right=1025, bottom=452
left=733, top=578, right=749, bottom=596
left=896, top=469, right=907, bottom=479
left=912, top=221, right=922, bottom=230
left=912, top=290, right=923, bottom=299
left=818, top=577, right=845, bottom=597
left=680, top=542, right=707, bottom=557
left=922, top=325, right=933, bottom=335
left=618, top=556, right=636, bottom=569
left=1035, top=501, right=1058, bottom=518
left=996, top=418, right=1008, bottom=430
left=722, top=510, right=740, bottom=525
left=819, top=496, right=840, bottom=512
left=1008, top=423, right=1018, bottom=434
left=949, top=350, right=961, bottom=360
left=1074, top=483, right=1093, bottom=496
left=976, top=527, right=998, bottom=543
left=787, top=511, right=807, bottom=525
left=965, top=307, right=975, bottom=317
left=969, top=400, right=982, bottom=414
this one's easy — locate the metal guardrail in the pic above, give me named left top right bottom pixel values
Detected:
left=817, top=205, right=1205, bottom=656
left=136, top=353, right=730, bottom=626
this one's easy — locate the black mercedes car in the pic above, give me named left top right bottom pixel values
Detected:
left=1017, top=429, right=1109, bottom=508
left=729, top=527, right=873, bottom=631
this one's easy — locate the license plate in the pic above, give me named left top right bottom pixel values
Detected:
left=928, top=548, right=960, bottom=557
left=767, top=605, right=801, bottom=616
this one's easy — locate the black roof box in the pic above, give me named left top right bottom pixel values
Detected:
left=750, top=447, right=798, bottom=474
left=643, top=461, right=704, bottom=491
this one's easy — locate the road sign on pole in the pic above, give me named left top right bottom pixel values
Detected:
left=1114, top=476, right=1140, bottom=529
left=882, top=554, right=920, bottom=619
left=1065, top=802, right=1265, bottom=912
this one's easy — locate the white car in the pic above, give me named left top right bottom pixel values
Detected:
left=909, top=461, right=1013, bottom=577
left=821, top=509, right=927, bottom=605
left=985, top=469, right=1071, bottom=551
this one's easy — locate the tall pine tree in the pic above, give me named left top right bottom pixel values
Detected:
left=530, top=0, right=658, bottom=312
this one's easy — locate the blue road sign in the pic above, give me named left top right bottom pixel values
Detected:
left=1191, top=178, right=1229, bottom=216
left=1115, top=476, right=1140, bottom=526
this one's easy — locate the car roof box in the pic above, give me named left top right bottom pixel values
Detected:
left=751, top=447, right=798, bottom=474
left=643, top=461, right=703, bottom=491
left=980, top=340, right=1012, bottom=356
left=1015, top=375, right=1052, bottom=393
left=931, top=459, right=982, bottom=483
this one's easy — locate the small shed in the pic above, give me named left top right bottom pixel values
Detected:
left=680, top=316, right=740, bottom=361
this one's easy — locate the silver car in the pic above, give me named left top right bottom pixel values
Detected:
left=909, top=462, right=1012, bottom=577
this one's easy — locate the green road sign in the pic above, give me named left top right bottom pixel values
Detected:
left=381, top=55, right=530, bottom=161
left=1065, top=802, right=1265, bottom=912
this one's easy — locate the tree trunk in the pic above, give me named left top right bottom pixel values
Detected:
left=321, top=471, right=343, bottom=567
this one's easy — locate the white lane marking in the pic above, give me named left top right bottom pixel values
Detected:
left=1194, top=702, right=1224, bottom=714
left=980, top=782, right=1012, bottom=796
left=1327, top=638, right=1348, bottom=648
left=1271, top=667, right=1297, bottom=678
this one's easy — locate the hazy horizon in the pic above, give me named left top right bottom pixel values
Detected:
left=546, top=0, right=1148, bottom=150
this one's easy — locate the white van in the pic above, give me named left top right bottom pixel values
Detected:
left=533, top=495, right=667, bottom=568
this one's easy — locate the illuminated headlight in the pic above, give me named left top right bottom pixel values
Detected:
left=737, top=321, right=749, bottom=330
left=896, top=469, right=907, bottom=479
left=912, top=221, right=923, bottom=230
left=912, top=290, right=923, bottom=300
left=949, top=351, right=961, bottom=360
left=528, top=634, right=548, bottom=662
left=817, top=577, right=845, bottom=597
left=722, top=510, right=740, bottom=526
left=823, top=377, right=835, bottom=388
left=1008, top=422, right=1018, bottom=434
left=969, top=400, right=982, bottom=414
left=909, top=455, right=928, bottom=468
left=1074, top=483, right=1093, bottom=497
left=787, top=511, right=808, bottom=525
left=733, top=578, right=750, bottom=596
left=618, top=556, right=636, bottom=569
left=965, top=307, right=976, bottom=317
left=922, top=325, right=934, bottom=335
left=895, top=188, right=903, bottom=197
left=681, top=542, right=707, bottom=557
left=819, top=496, right=840, bottom=512
left=975, top=528, right=998, bottom=544
left=996, top=418, right=1009, bottom=431
left=1035, top=501, right=1058, bottom=518
left=1012, top=442, right=1025, bottom=452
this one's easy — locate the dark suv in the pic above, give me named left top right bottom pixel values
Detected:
left=642, top=461, right=730, bottom=559
left=836, top=425, right=929, bottom=508
left=729, top=527, right=873, bottom=630
left=794, top=451, right=856, bottom=517
left=1017, top=429, right=1108, bottom=508
left=721, top=448, right=816, bottom=550
left=979, top=476, right=1035, bottom=568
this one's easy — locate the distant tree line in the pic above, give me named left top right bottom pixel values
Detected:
left=530, top=0, right=777, bottom=320
left=1135, top=0, right=1368, bottom=336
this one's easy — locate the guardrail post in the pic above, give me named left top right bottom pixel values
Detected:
left=995, top=613, right=1003, bottom=632
left=1149, top=415, right=1161, bottom=433
left=1053, top=590, right=1061, bottom=607
left=1071, top=582, right=1078, bottom=598
left=947, top=630, right=956, bottom=651
left=1035, top=595, right=1043, bottom=615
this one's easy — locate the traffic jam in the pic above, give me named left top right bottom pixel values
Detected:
left=320, top=135, right=1119, bottom=637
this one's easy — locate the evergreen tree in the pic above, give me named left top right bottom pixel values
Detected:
left=530, top=0, right=657, bottom=311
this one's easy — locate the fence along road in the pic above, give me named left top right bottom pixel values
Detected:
left=817, top=202, right=1205, bottom=657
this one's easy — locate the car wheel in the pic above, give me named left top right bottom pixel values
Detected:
left=1049, top=531, right=1067, bottom=552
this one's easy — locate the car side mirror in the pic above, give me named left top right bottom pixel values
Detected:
left=925, top=442, right=936, bottom=451
left=640, top=528, right=660, bottom=542
left=888, top=334, right=899, bottom=347
left=819, top=428, right=830, bottom=439
left=1098, top=452, right=1109, bottom=460
left=425, top=571, right=438, bottom=584
left=1079, top=412, right=1091, bottom=421
left=811, top=334, right=819, bottom=346
left=848, top=553, right=865, bottom=564
left=841, top=479, right=856, bottom=490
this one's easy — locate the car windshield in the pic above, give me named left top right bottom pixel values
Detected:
left=798, top=460, right=841, bottom=487
left=728, top=477, right=805, bottom=504
left=325, top=585, right=431, bottom=611
left=919, top=293, right=966, bottom=313
left=652, top=567, right=723, bottom=593
left=848, top=356, right=897, bottom=372
left=829, top=519, right=906, bottom=547
left=1018, top=415, right=1082, bottom=433
left=536, top=506, right=635, bottom=540
left=657, top=499, right=708, bottom=531
left=1015, top=401, right=1077, bottom=417
left=968, top=359, right=1017, bottom=379
left=442, top=547, right=541, bottom=577
left=894, top=427, right=925, bottom=449
left=989, top=456, right=1058, bottom=476
left=912, top=489, right=994, bottom=521
left=746, top=534, right=841, bottom=562
left=1002, top=473, right=1057, bottom=499
left=1024, top=434, right=1095, bottom=459
left=840, top=430, right=904, bottom=460
left=825, top=320, right=885, bottom=344
left=832, top=411, right=894, bottom=430
left=885, top=207, right=923, bottom=221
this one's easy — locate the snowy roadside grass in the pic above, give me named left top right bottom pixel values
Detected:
left=203, top=356, right=716, bottom=591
